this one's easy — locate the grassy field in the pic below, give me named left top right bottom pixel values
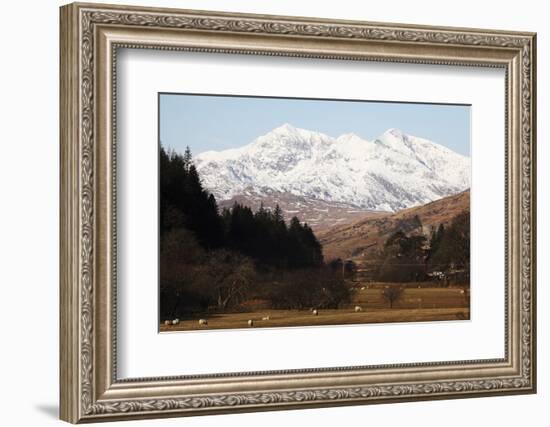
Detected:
left=351, top=285, right=469, bottom=309
left=160, top=286, right=470, bottom=332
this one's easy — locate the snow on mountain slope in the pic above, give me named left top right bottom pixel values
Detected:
left=194, top=124, right=470, bottom=212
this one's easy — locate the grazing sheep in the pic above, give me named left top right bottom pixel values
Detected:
left=354, top=305, right=362, bottom=312
left=164, top=320, right=171, bottom=326
left=248, top=319, right=254, bottom=327
left=460, top=289, right=465, bottom=295
left=361, top=286, right=366, bottom=291
left=172, top=318, right=180, bottom=325
left=312, top=309, right=318, bottom=316
left=198, top=318, right=208, bottom=326
left=262, top=316, right=270, bottom=321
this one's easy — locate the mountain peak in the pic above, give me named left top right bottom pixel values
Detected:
left=336, top=132, right=364, bottom=144
left=382, top=128, right=405, bottom=139
left=375, top=128, right=410, bottom=152
left=259, top=124, right=334, bottom=149
left=272, top=123, right=298, bottom=134
left=195, top=125, right=470, bottom=212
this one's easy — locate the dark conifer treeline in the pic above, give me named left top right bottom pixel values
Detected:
left=427, top=212, right=470, bottom=272
left=378, top=230, right=427, bottom=282
left=377, top=213, right=470, bottom=283
left=222, top=203, right=323, bottom=270
left=160, top=145, right=323, bottom=269
left=160, top=146, right=224, bottom=249
left=159, top=145, right=345, bottom=319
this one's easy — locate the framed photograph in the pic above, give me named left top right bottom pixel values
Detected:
left=157, top=93, right=473, bottom=331
left=60, top=2, right=536, bottom=423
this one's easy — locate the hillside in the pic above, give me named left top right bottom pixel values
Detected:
left=218, top=190, right=387, bottom=231
left=319, top=189, right=470, bottom=262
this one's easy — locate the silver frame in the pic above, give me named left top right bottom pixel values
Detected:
left=60, top=2, right=536, bottom=423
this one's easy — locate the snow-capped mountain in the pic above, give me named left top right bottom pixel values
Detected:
left=194, top=124, right=470, bottom=213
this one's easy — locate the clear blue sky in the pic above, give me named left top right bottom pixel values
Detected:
left=159, top=93, right=471, bottom=157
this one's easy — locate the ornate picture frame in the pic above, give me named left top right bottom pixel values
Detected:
left=60, top=2, right=536, bottom=423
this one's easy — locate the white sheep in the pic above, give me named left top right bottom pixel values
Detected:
left=164, top=320, right=171, bottom=326
left=262, top=316, right=270, bottom=321
left=312, top=309, right=318, bottom=316
left=361, top=286, right=366, bottom=291
left=198, top=318, right=208, bottom=326
left=354, top=305, right=362, bottom=312
left=172, top=318, right=180, bottom=325
left=248, top=319, right=254, bottom=327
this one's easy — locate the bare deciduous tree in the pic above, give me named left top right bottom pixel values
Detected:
left=382, top=286, right=403, bottom=309
left=199, top=250, right=256, bottom=310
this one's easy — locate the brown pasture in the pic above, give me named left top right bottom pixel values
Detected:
left=160, top=286, right=470, bottom=332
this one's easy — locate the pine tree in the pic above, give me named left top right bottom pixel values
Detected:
left=183, top=146, right=192, bottom=172
left=428, top=224, right=445, bottom=262
left=302, top=223, right=323, bottom=266
left=185, top=164, right=202, bottom=195
left=159, top=144, right=225, bottom=249
left=288, top=216, right=301, bottom=232
left=257, top=202, right=266, bottom=217
left=273, top=204, right=284, bottom=224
